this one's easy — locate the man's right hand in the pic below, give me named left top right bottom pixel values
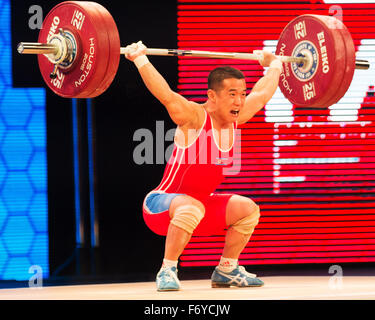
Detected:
left=254, top=50, right=278, bottom=68
left=124, top=41, right=147, bottom=61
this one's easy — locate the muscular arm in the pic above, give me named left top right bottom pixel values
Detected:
left=238, top=54, right=282, bottom=125
left=137, top=62, right=199, bottom=126
left=125, top=41, right=199, bottom=127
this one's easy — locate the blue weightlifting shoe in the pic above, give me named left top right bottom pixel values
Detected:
left=156, top=266, right=181, bottom=291
left=211, top=265, right=264, bottom=288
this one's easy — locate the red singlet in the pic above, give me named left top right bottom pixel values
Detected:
left=155, top=110, right=237, bottom=202
left=143, top=109, right=238, bottom=235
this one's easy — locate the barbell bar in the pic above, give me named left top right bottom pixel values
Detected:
left=18, top=42, right=369, bottom=70
left=18, top=42, right=308, bottom=64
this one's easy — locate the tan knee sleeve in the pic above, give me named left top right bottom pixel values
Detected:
left=231, top=205, right=260, bottom=235
left=170, top=204, right=205, bottom=234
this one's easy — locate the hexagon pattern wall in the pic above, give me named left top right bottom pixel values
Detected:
left=0, top=0, right=48, bottom=280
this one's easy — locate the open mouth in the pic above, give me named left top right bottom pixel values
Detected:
left=230, top=110, right=239, bottom=116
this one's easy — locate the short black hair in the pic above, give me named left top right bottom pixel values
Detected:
left=207, top=66, right=245, bottom=91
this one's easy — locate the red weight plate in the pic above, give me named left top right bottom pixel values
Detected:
left=83, top=2, right=120, bottom=98
left=307, top=15, right=346, bottom=109
left=324, top=16, right=355, bottom=107
left=276, top=14, right=346, bottom=108
left=38, top=1, right=110, bottom=98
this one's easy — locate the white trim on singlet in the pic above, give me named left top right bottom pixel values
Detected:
left=156, top=147, right=184, bottom=192
left=162, top=147, right=185, bottom=192
left=174, top=109, right=208, bottom=149
left=155, top=110, right=237, bottom=193
left=209, top=116, right=236, bottom=152
left=156, top=110, right=207, bottom=192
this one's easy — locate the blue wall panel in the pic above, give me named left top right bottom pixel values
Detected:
left=0, top=0, right=48, bottom=280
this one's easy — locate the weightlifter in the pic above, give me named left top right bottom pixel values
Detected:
left=124, top=41, right=282, bottom=291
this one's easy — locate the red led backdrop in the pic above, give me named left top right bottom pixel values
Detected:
left=177, top=0, right=375, bottom=267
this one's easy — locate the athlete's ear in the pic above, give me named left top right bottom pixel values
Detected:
left=207, top=89, right=216, bottom=103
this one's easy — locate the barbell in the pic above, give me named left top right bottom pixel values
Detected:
left=17, top=1, right=370, bottom=108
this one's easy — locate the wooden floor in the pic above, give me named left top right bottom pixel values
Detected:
left=0, top=276, right=374, bottom=300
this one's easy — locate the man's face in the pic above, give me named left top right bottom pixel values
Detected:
left=209, top=78, right=247, bottom=123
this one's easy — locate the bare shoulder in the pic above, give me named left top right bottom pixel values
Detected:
left=174, top=103, right=206, bottom=147
left=166, top=92, right=206, bottom=127
left=186, top=102, right=206, bottom=130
